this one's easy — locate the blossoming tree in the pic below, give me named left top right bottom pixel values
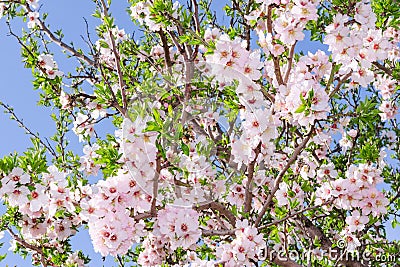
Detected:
left=0, top=0, right=399, bottom=266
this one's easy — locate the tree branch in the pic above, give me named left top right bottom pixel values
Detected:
left=24, top=5, right=96, bottom=67
left=297, top=214, right=368, bottom=267
left=329, top=72, right=352, bottom=98
left=0, top=102, right=57, bottom=157
left=195, top=201, right=236, bottom=226
left=8, top=227, right=48, bottom=267
left=99, top=0, right=128, bottom=112
left=284, top=41, right=297, bottom=84
left=244, top=142, right=261, bottom=213
left=266, top=5, right=284, bottom=85
left=372, top=61, right=393, bottom=77
left=254, top=125, right=315, bottom=227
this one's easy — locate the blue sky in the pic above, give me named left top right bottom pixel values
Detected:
left=0, top=0, right=397, bottom=266
left=0, top=1, right=133, bottom=266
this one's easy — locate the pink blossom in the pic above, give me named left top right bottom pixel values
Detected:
left=379, top=101, right=397, bottom=121
left=27, top=12, right=39, bottom=28
left=345, top=210, right=368, bottom=232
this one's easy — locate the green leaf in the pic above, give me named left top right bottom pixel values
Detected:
left=144, top=121, right=161, bottom=132
left=295, top=104, right=306, bottom=113
left=181, top=142, right=189, bottom=156
left=152, top=108, right=162, bottom=125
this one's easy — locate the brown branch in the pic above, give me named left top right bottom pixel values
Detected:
left=0, top=102, right=57, bottom=157
left=328, top=72, right=352, bottom=98
left=244, top=0, right=254, bottom=50
left=24, top=5, right=96, bottom=67
left=258, top=200, right=333, bottom=230
left=294, top=129, right=321, bottom=164
left=284, top=41, right=297, bottom=84
left=134, top=200, right=236, bottom=227
left=266, top=5, right=284, bottom=85
left=191, top=0, right=201, bottom=35
left=166, top=30, right=186, bottom=58
left=98, top=63, right=127, bottom=116
left=202, top=200, right=332, bottom=237
left=134, top=212, right=152, bottom=221
left=99, top=0, right=128, bottom=112
left=244, top=142, right=261, bottom=213
left=162, top=11, right=209, bottom=48
left=297, top=214, right=368, bottom=267
left=157, top=30, right=173, bottom=71
left=266, top=5, right=273, bottom=34
left=151, top=155, right=162, bottom=216
left=372, top=61, right=393, bottom=77
left=8, top=228, right=48, bottom=267
left=254, top=125, right=315, bottom=227
left=195, top=201, right=236, bottom=226
left=190, top=0, right=201, bottom=59
left=271, top=257, right=303, bottom=267
left=260, top=87, right=276, bottom=103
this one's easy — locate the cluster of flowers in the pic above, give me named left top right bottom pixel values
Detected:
left=226, top=170, right=281, bottom=211
left=216, top=220, right=265, bottom=266
left=205, top=33, right=263, bottom=85
left=121, top=103, right=223, bottom=204
left=231, top=107, right=278, bottom=168
left=79, top=144, right=102, bottom=176
left=1, top=1, right=38, bottom=20
left=0, top=166, right=87, bottom=262
left=84, top=168, right=148, bottom=256
left=275, top=181, right=305, bottom=207
left=130, top=1, right=180, bottom=32
left=65, top=252, right=86, bottom=267
left=202, top=32, right=280, bottom=171
left=226, top=182, right=246, bottom=208
left=177, top=153, right=218, bottom=203
left=323, top=1, right=399, bottom=121
left=96, top=27, right=128, bottom=67
left=137, top=233, right=167, bottom=266
left=119, top=117, right=158, bottom=195
left=274, top=50, right=332, bottom=126
left=157, top=205, right=201, bottom=249
left=202, top=29, right=264, bottom=111
left=315, top=163, right=389, bottom=251
left=37, top=54, right=63, bottom=79
left=72, top=113, right=95, bottom=142
left=375, top=75, right=398, bottom=101
left=324, top=3, right=392, bottom=78
left=136, top=206, right=201, bottom=266
left=26, top=0, right=40, bottom=28
left=69, top=101, right=107, bottom=141
left=253, top=0, right=319, bottom=58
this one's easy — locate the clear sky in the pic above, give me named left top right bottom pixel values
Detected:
left=0, top=0, right=397, bottom=267
left=0, top=1, right=132, bottom=266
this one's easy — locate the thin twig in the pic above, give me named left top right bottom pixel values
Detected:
left=99, top=0, right=128, bottom=112
left=244, top=142, right=261, bottom=213
left=329, top=72, right=352, bottom=98
left=372, top=61, right=393, bottom=77
left=254, top=125, right=315, bottom=227
left=0, top=102, right=57, bottom=157
left=258, top=200, right=333, bottom=230
left=8, top=227, right=48, bottom=267
left=284, top=41, right=297, bottom=84
left=24, top=4, right=96, bottom=67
